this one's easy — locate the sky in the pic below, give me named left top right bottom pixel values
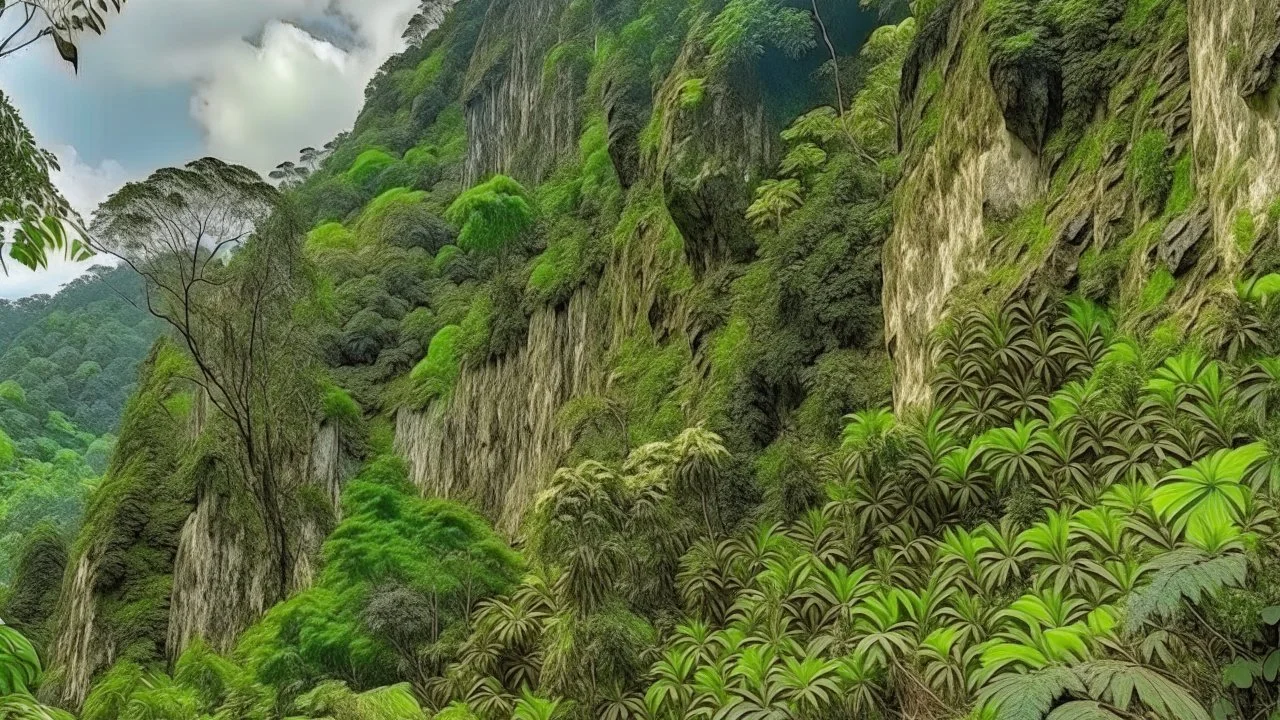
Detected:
left=0, top=0, right=421, bottom=299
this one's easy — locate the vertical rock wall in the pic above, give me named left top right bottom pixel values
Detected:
left=1188, top=0, right=1280, bottom=264
left=166, top=422, right=353, bottom=658
left=884, top=0, right=1280, bottom=410
left=395, top=291, right=602, bottom=535
left=463, top=0, right=583, bottom=184
left=883, top=0, right=1039, bottom=409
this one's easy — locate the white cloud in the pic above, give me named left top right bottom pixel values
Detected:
left=1, top=0, right=423, bottom=297
left=49, top=145, right=131, bottom=218
left=73, top=0, right=420, bottom=172
left=191, top=21, right=362, bottom=172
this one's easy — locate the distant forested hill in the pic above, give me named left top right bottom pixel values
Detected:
left=0, top=265, right=161, bottom=450
left=0, top=265, right=161, bottom=594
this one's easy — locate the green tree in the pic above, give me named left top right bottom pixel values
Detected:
left=444, top=174, right=534, bottom=269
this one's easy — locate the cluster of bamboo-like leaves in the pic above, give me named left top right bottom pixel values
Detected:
left=432, top=291, right=1280, bottom=720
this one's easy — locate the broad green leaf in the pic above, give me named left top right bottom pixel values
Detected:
left=1222, top=659, right=1258, bottom=689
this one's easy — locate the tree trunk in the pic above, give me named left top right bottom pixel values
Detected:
left=811, top=0, right=844, bottom=114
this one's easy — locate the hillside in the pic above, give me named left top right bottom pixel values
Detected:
left=0, top=266, right=158, bottom=639
left=5, top=0, right=1280, bottom=719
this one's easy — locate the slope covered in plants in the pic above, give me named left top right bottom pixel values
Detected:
left=8, top=0, right=1280, bottom=719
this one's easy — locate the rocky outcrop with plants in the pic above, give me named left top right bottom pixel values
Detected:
left=6, top=1, right=1280, bottom=720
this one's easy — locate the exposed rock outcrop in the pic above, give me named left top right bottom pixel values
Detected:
left=882, top=0, right=1276, bottom=409
left=463, top=0, right=585, bottom=183
left=396, top=291, right=602, bottom=534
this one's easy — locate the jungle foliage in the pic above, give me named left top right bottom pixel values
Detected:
left=8, top=1, right=1280, bottom=720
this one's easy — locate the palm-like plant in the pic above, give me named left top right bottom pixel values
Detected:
left=1019, top=510, right=1094, bottom=594
left=438, top=294, right=1280, bottom=720
left=1151, top=442, right=1266, bottom=542
left=531, top=462, right=630, bottom=613
left=671, top=427, right=731, bottom=538
left=746, top=178, right=804, bottom=231
left=981, top=418, right=1052, bottom=492
left=936, top=442, right=989, bottom=516
left=980, top=660, right=1211, bottom=720
left=512, top=689, right=567, bottom=720
left=0, top=620, right=41, bottom=696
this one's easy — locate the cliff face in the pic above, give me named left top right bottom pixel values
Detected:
left=46, top=351, right=355, bottom=708
left=885, top=0, right=1280, bottom=408
left=391, top=0, right=852, bottom=527
left=165, top=426, right=346, bottom=659
left=883, top=0, right=1038, bottom=408
left=396, top=290, right=601, bottom=534
left=44, top=344, right=195, bottom=708
left=1189, top=0, right=1280, bottom=262
left=462, top=0, right=584, bottom=184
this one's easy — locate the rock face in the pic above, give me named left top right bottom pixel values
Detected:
left=1188, top=0, right=1280, bottom=262
left=165, top=455, right=274, bottom=659
left=47, top=378, right=355, bottom=708
left=883, top=0, right=1039, bottom=410
left=462, top=0, right=584, bottom=184
left=882, top=0, right=1280, bottom=409
left=165, top=422, right=351, bottom=658
left=396, top=291, right=602, bottom=535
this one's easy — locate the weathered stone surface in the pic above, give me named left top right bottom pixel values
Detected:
left=463, top=0, right=583, bottom=184
left=1159, top=210, right=1212, bottom=275
left=395, top=291, right=603, bottom=535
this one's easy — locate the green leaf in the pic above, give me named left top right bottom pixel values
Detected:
left=1076, top=661, right=1211, bottom=720
left=1125, top=550, right=1247, bottom=631
left=1222, top=659, right=1258, bottom=689
left=0, top=621, right=43, bottom=695
left=980, top=665, right=1083, bottom=720
left=1264, top=650, right=1280, bottom=682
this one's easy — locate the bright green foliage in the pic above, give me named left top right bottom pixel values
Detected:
left=0, top=693, right=76, bottom=719
left=294, top=681, right=428, bottom=720
left=321, top=382, right=363, bottom=423
left=408, top=324, right=464, bottom=405
left=746, top=178, right=803, bottom=230
left=345, top=149, right=399, bottom=187
left=1127, top=130, right=1171, bottom=212
left=0, top=620, right=41, bottom=695
left=780, top=143, right=827, bottom=179
left=1138, top=268, right=1175, bottom=312
left=1234, top=209, right=1257, bottom=254
left=238, top=457, right=519, bottom=694
left=307, top=222, right=358, bottom=253
left=703, top=0, right=816, bottom=72
left=445, top=175, right=535, bottom=256
left=354, top=188, right=435, bottom=247
left=79, top=645, right=279, bottom=720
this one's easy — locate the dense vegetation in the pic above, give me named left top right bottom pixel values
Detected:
left=12, top=288, right=1280, bottom=720
left=0, top=266, right=158, bottom=617
left=0, top=266, right=159, bottom=443
left=5, top=0, right=1280, bottom=719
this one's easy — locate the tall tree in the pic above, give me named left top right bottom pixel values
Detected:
left=89, top=157, right=315, bottom=594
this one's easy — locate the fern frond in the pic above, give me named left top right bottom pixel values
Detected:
left=1074, top=661, right=1209, bottom=720
left=979, top=665, right=1082, bottom=720
left=1124, top=550, right=1246, bottom=632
